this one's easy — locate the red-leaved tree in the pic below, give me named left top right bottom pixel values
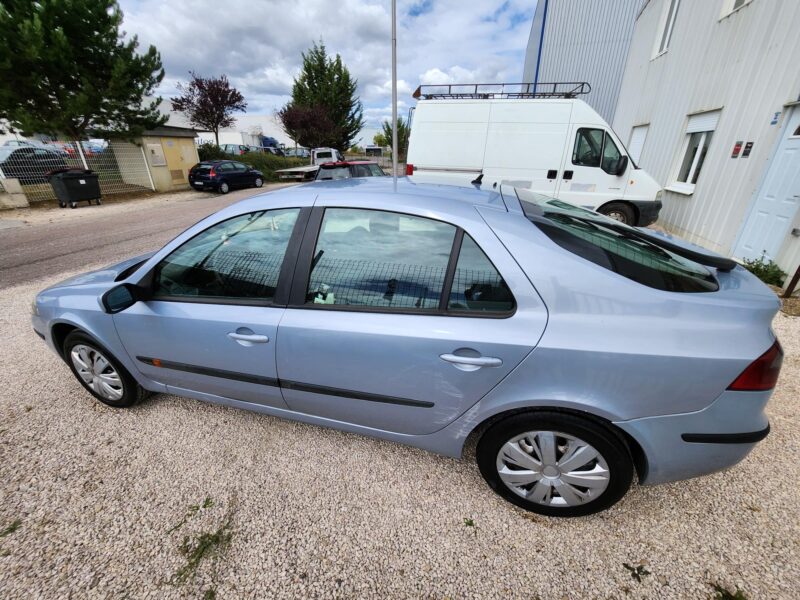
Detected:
left=171, top=72, right=246, bottom=145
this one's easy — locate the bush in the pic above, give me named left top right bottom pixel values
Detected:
left=197, top=142, right=227, bottom=161
left=236, top=153, right=308, bottom=182
left=742, top=255, right=786, bottom=286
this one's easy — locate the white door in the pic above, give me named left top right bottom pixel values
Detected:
left=628, top=124, right=649, bottom=164
left=734, top=109, right=800, bottom=261
left=555, top=125, right=629, bottom=210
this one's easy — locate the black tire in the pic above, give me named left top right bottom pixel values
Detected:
left=96, top=198, right=102, bottom=205
left=59, top=201, right=66, bottom=208
left=477, top=411, right=633, bottom=517
left=218, top=180, right=230, bottom=194
left=63, top=331, right=148, bottom=408
left=254, top=177, right=263, bottom=188
left=70, top=202, right=77, bottom=209
left=598, top=202, right=635, bottom=225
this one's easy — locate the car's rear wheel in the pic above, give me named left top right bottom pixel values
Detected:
left=477, top=411, right=633, bottom=517
left=254, top=177, right=263, bottom=188
left=218, top=181, right=230, bottom=194
left=63, top=331, right=147, bottom=408
left=598, top=202, right=635, bottom=225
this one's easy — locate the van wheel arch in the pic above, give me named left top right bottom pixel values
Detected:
left=464, top=406, right=647, bottom=482
left=598, top=200, right=638, bottom=225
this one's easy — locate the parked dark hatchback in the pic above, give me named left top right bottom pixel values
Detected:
left=314, top=161, right=386, bottom=181
left=0, top=146, right=67, bottom=184
left=188, top=161, right=264, bottom=194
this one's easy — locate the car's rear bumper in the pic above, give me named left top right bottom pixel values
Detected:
left=614, top=389, right=771, bottom=485
left=632, top=199, right=662, bottom=227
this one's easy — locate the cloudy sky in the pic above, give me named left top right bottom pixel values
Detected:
left=118, top=0, right=536, bottom=145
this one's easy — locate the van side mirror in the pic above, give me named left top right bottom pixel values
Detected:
left=101, top=283, right=149, bottom=314
left=615, top=155, right=629, bottom=176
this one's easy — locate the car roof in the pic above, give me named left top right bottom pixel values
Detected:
left=319, top=161, right=378, bottom=167
left=227, top=176, right=509, bottom=217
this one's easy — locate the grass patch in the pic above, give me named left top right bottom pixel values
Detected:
left=463, top=518, right=475, bottom=527
left=623, top=562, right=651, bottom=583
left=0, top=519, right=21, bottom=537
left=711, top=583, right=748, bottom=600
left=166, top=496, right=214, bottom=534
left=172, top=516, right=233, bottom=584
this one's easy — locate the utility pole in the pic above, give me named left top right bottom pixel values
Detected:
left=391, top=0, right=398, bottom=183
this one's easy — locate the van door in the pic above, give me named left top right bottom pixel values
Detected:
left=556, top=126, right=629, bottom=210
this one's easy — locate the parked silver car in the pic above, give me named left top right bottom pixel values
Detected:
left=32, top=179, right=782, bottom=516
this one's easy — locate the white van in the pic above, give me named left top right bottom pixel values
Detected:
left=406, top=84, right=662, bottom=226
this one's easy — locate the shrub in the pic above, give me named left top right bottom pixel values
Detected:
left=236, top=153, right=308, bottom=182
left=197, top=142, right=227, bottom=161
left=742, top=255, right=786, bottom=286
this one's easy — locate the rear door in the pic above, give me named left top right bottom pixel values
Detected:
left=275, top=203, right=546, bottom=435
left=113, top=207, right=307, bottom=407
left=231, top=161, right=253, bottom=186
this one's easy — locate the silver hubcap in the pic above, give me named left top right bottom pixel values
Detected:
left=607, top=211, right=626, bottom=222
left=496, top=431, right=610, bottom=507
left=70, top=344, right=124, bottom=401
left=255, top=178, right=262, bottom=187
left=220, top=182, right=228, bottom=192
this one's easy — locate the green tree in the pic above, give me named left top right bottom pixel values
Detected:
left=0, top=0, right=165, bottom=138
left=279, top=41, right=364, bottom=150
left=374, top=117, right=410, bottom=160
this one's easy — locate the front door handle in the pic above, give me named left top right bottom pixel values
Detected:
left=227, top=330, right=270, bottom=346
left=440, top=353, right=503, bottom=369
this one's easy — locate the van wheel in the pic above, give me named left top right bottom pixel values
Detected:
left=599, top=202, right=635, bottom=225
left=477, top=411, right=633, bottom=517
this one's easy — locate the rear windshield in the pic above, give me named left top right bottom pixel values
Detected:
left=316, top=151, right=332, bottom=159
left=516, top=189, right=718, bottom=293
left=316, top=166, right=351, bottom=181
left=194, top=164, right=213, bottom=173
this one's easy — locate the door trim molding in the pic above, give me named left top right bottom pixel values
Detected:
left=135, top=356, right=434, bottom=408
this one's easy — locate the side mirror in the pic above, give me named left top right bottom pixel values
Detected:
left=615, top=155, right=629, bottom=177
left=101, top=283, right=149, bottom=314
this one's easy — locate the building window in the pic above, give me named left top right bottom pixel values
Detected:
left=670, top=110, right=720, bottom=194
left=628, top=124, right=650, bottom=163
left=653, top=0, right=680, bottom=57
left=720, top=0, right=753, bottom=18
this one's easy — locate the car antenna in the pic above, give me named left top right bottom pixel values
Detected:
left=471, top=174, right=483, bottom=186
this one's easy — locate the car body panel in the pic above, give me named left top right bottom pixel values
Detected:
left=33, top=178, right=781, bottom=488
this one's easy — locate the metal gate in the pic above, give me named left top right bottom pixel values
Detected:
left=0, top=138, right=154, bottom=203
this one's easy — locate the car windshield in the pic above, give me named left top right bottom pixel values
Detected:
left=514, top=188, right=718, bottom=293
left=317, top=166, right=351, bottom=181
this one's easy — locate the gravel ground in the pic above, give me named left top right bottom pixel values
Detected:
left=0, top=261, right=799, bottom=598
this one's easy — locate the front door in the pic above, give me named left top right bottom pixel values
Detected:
left=734, top=108, right=800, bottom=261
left=276, top=206, right=546, bottom=436
left=113, top=207, right=302, bottom=408
left=555, top=126, right=629, bottom=210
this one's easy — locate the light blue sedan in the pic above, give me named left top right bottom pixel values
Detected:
left=32, top=178, right=783, bottom=516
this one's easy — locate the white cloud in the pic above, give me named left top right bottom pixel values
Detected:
left=120, top=0, right=535, bottom=131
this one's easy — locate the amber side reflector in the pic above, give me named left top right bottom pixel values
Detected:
left=727, top=341, right=783, bottom=391
left=152, top=358, right=162, bottom=367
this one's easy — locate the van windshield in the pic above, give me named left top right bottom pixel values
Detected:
left=515, top=189, right=718, bottom=293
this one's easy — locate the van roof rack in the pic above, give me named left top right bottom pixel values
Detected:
left=412, top=82, right=591, bottom=100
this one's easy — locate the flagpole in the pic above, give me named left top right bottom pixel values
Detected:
left=391, top=0, right=398, bottom=184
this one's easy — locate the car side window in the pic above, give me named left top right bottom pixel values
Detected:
left=448, top=235, right=514, bottom=313
left=232, top=162, right=248, bottom=172
left=153, top=208, right=300, bottom=301
left=306, top=208, right=455, bottom=310
left=368, top=164, right=385, bottom=176
left=572, top=128, right=604, bottom=167
left=217, top=162, right=234, bottom=172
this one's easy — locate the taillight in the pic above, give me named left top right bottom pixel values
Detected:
left=406, top=163, right=414, bottom=175
left=728, top=341, right=783, bottom=391
left=209, top=167, right=216, bottom=177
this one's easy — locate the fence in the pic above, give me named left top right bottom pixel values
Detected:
left=0, top=139, right=154, bottom=202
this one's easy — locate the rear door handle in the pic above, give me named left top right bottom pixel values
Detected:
left=440, top=353, right=503, bottom=368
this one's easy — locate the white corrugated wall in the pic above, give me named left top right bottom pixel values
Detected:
left=613, top=0, right=800, bottom=261
left=531, top=0, right=641, bottom=122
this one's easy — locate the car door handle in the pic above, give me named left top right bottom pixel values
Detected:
left=227, top=332, right=269, bottom=344
left=439, top=354, right=503, bottom=368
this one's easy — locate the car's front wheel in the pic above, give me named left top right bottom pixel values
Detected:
left=254, top=177, right=263, bottom=188
left=218, top=181, right=230, bottom=194
left=63, top=331, right=147, bottom=408
left=477, top=411, right=633, bottom=517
